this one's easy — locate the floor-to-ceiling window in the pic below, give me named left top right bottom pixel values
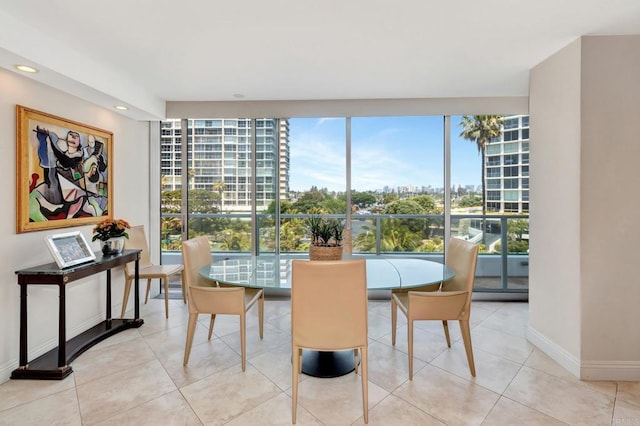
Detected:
left=451, top=114, right=529, bottom=292
left=351, top=116, right=444, bottom=260
left=160, top=114, right=529, bottom=294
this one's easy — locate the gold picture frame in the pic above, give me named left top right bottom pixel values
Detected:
left=16, top=105, right=113, bottom=233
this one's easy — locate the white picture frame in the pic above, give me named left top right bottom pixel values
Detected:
left=45, top=231, right=97, bottom=269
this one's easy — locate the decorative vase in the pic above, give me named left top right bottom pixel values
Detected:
left=309, top=245, right=343, bottom=261
left=101, top=236, right=125, bottom=256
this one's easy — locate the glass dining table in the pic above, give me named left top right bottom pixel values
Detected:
left=199, top=255, right=455, bottom=377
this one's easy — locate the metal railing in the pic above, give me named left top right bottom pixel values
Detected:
left=160, top=212, right=529, bottom=293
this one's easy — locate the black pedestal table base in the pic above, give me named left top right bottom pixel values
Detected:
left=301, top=349, right=356, bottom=378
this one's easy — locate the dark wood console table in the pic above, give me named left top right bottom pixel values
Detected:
left=11, top=249, right=144, bottom=380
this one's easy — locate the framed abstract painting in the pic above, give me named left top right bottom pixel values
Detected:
left=16, top=105, right=113, bottom=233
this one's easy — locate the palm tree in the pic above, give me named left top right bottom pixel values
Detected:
left=459, top=115, right=504, bottom=245
left=213, top=180, right=225, bottom=212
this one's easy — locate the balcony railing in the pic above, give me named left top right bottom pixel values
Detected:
left=160, top=213, right=529, bottom=293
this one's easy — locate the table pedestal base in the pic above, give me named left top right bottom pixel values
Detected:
left=301, top=349, right=355, bottom=378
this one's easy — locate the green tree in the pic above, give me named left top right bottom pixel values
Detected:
left=410, top=194, right=438, bottom=213
left=459, top=115, right=504, bottom=244
left=383, top=199, right=423, bottom=214
left=381, top=193, right=398, bottom=205
left=161, top=190, right=182, bottom=213
left=213, top=180, right=225, bottom=211
left=161, top=189, right=220, bottom=214
left=457, top=195, right=482, bottom=208
left=292, top=187, right=331, bottom=212
left=351, top=191, right=377, bottom=207
left=219, top=231, right=251, bottom=251
left=507, top=219, right=529, bottom=241
left=321, top=198, right=346, bottom=214
left=188, top=189, right=218, bottom=213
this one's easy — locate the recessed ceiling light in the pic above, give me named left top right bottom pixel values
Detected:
left=114, top=105, right=128, bottom=111
left=14, top=64, right=38, bottom=73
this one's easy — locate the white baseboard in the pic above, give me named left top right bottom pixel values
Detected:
left=527, top=325, right=581, bottom=378
left=580, top=361, right=640, bottom=381
left=0, top=359, right=14, bottom=384
left=527, top=325, right=640, bottom=381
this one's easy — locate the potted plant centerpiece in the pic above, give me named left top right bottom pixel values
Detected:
left=92, top=218, right=131, bottom=255
left=305, top=214, right=344, bottom=261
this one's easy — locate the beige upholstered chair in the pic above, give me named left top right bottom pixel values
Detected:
left=120, top=225, right=186, bottom=319
left=291, top=259, right=368, bottom=424
left=182, top=236, right=264, bottom=370
left=391, top=238, right=479, bottom=379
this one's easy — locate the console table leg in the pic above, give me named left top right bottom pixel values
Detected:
left=58, top=285, right=66, bottom=368
left=106, top=269, right=112, bottom=321
left=19, top=284, right=27, bottom=367
left=134, top=258, right=140, bottom=319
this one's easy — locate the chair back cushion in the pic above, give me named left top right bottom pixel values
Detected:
left=124, top=225, right=152, bottom=274
left=291, top=259, right=367, bottom=350
left=182, top=236, right=213, bottom=289
left=442, top=238, right=479, bottom=319
left=443, top=238, right=479, bottom=293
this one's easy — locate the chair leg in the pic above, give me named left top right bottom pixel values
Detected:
left=292, top=344, right=299, bottom=424
left=353, top=348, right=359, bottom=374
left=120, top=276, right=133, bottom=318
left=298, top=348, right=303, bottom=374
left=208, top=314, right=216, bottom=340
left=240, top=313, right=246, bottom=372
left=258, top=292, right=264, bottom=339
left=361, top=346, right=369, bottom=424
left=183, top=313, right=198, bottom=365
left=180, top=270, right=187, bottom=304
left=408, top=319, right=414, bottom=380
left=460, top=320, right=476, bottom=377
left=442, top=320, right=451, bottom=347
left=163, top=277, right=170, bottom=319
left=391, top=297, right=397, bottom=346
left=144, top=279, right=152, bottom=304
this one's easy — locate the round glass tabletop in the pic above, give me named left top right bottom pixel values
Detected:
left=199, top=255, right=455, bottom=290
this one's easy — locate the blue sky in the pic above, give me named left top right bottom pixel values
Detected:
left=289, top=116, right=483, bottom=192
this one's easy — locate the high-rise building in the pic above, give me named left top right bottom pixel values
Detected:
left=160, top=118, right=290, bottom=212
left=485, top=115, right=530, bottom=213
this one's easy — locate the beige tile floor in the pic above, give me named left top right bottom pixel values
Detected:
left=1, top=296, right=639, bottom=425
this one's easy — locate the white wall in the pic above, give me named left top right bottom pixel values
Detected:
left=528, top=39, right=583, bottom=375
left=529, top=35, right=640, bottom=380
left=579, top=36, right=640, bottom=376
left=0, top=69, right=150, bottom=383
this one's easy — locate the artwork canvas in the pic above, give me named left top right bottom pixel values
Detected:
left=16, top=105, right=113, bottom=233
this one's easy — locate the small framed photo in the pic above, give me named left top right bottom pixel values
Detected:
left=45, top=231, right=97, bottom=269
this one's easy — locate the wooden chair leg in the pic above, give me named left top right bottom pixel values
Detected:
left=391, top=297, right=397, bottom=346
left=361, top=346, right=369, bottom=424
left=292, top=344, right=299, bottom=424
left=180, top=270, right=187, bottom=304
left=183, top=313, right=198, bottom=365
left=408, top=319, right=414, bottom=380
left=144, top=278, right=152, bottom=304
left=208, top=314, right=216, bottom=340
left=120, top=276, right=133, bottom=318
left=442, top=320, right=451, bottom=347
left=163, top=277, right=169, bottom=319
left=240, top=313, right=246, bottom=372
left=258, top=292, right=264, bottom=339
left=460, top=320, right=476, bottom=377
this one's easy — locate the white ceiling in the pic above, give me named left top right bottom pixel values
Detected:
left=1, top=0, right=639, bottom=120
